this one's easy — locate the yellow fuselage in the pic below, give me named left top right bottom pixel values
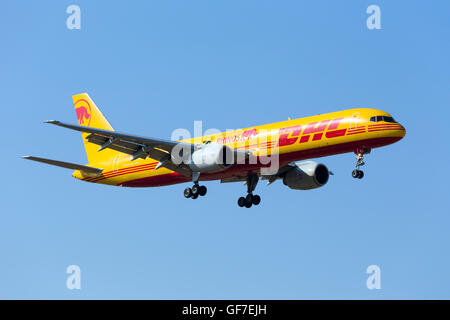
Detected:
left=74, top=108, right=405, bottom=187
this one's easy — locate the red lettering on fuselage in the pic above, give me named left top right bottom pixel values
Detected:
left=278, top=125, right=303, bottom=147
left=217, top=128, right=258, bottom=144
left=299, top=120, right=331, bottom=143
left=277, top=117, right=348, bottom=146
left=242, top=129, right=257, bottom=139
left=303, top=120, right=331, bottom=134
left=325, top=117, right=346, bottom=138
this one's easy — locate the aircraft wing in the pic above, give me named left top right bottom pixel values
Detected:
left=45, top=120, right=194, bottom=177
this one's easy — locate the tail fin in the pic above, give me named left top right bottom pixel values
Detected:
left=73, top=93, right=120, bottom=165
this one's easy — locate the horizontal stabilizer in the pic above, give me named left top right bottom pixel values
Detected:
left=22, top=156, right=103, bottom=174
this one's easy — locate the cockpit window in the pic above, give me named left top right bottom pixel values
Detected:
left=370, top=115, right=397, bottom=123
left=383, top=116, right=397, bottom=123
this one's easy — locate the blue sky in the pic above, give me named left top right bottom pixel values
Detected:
left=1, top=0, right=449, bottom=299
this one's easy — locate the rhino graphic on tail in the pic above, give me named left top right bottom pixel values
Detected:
left=76, top=106, right=91, bottom=125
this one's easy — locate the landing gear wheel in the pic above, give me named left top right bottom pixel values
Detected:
left=198, top=185, right=207, bottom=196
left=237, top=174, right=260, bottom=208
left=357, top=170, right=364, bottom=179
left=352, top=169, right=364, bottom=179
left=184, top=187, right=192, bottom=198
left=185, top=183, right=207, bottom=199
left=191, top=184, right=199, bottom=196
left=252, top=194, right=261, bottom=205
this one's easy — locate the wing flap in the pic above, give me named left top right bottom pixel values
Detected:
left=86, top=134, right=144, bottom=155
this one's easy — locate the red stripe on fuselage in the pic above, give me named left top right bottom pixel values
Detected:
left=85, top=163, right=158, bottom=182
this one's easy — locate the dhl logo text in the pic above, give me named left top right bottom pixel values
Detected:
left=278, top=117, right=347, bottom=147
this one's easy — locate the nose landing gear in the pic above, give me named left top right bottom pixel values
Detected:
left=352, top=148, right=370, bottom=179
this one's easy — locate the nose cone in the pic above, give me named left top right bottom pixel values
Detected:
left=398, top=123, right=406, bottom=139
left=375, top=121, right=406, bottom=144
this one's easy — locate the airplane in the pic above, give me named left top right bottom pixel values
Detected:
left=23, top=93, right=406, bottom=208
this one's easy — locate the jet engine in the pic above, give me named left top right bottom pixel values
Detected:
left=186, top=143, right=233, bottom=173
left=282, top=161, right=330, bottom=190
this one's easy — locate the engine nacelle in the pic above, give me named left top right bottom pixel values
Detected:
left=187, top=143, right=233, bottom=173
left=282, top=161, right=330, bottom=190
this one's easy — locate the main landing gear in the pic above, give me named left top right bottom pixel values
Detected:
left=237, top=174, right=261, bottom=208
left=352, top=148, right=370, bottom=179
left=184, top=184, right=207, bottom=199
left=184, top=172, right=207, bottom=199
